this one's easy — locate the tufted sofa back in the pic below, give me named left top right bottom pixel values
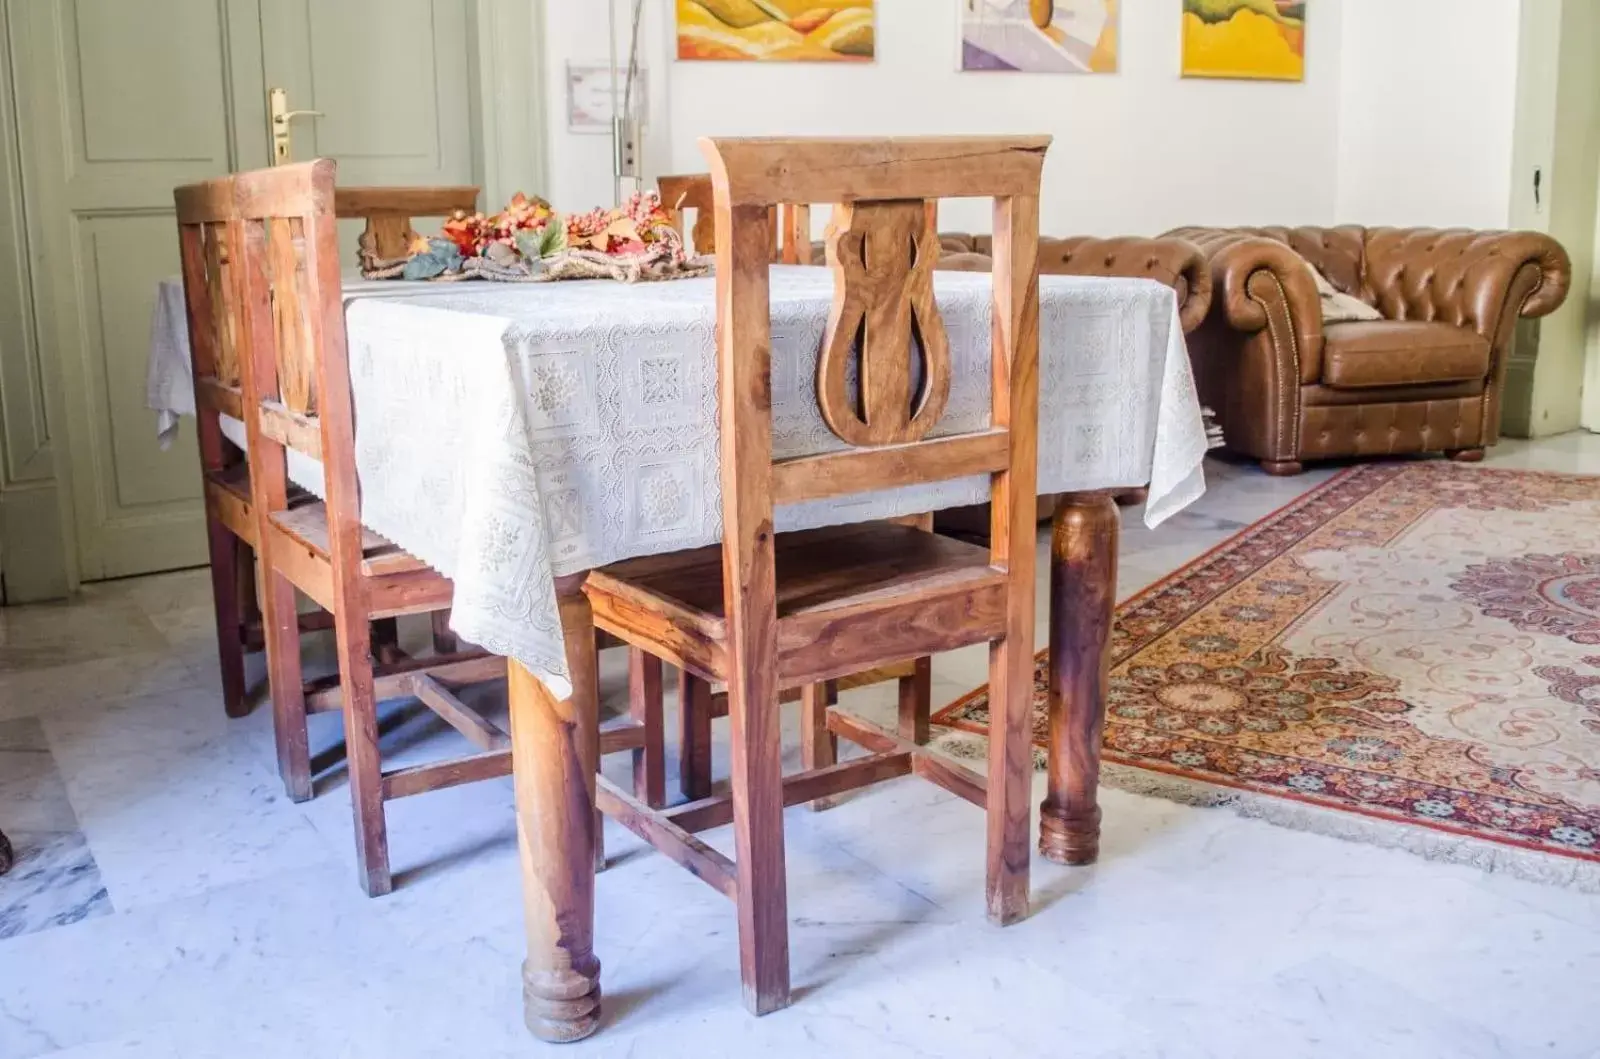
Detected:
left=933, top=233, right=1213, bottom=333
left=1232, top=225, right=1369, bottom=299
left=1214, top=226, right=1570, bottom=342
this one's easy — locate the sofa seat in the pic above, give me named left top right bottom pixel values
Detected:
left=1321, top=320, right=1490, bottom=390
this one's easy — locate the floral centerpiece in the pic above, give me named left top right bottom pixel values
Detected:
left=359, top=191, right=708, bottom=284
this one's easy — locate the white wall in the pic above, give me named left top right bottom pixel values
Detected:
left=665, top=0, right=1345, bottom=236
left=540, top=0, right=676, bottom=212
left=1335, top=0, right=1523, bottom=228
left=541, top=0, right=1532, bottom=236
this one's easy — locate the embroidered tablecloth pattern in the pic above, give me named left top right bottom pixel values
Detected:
left=148, top=268, right=1208, bottom=695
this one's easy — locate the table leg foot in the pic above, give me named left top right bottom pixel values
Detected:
left=523, top=956, right=602, bottom=1043
left=1041, top=491, right=1118, bottom=869
left=1039, top=804, right=1103, bottom=866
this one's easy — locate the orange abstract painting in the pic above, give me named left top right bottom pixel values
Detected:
left=676, top=0, right=875, bottom=62
left=1181, top=0, right=1304, bottom=82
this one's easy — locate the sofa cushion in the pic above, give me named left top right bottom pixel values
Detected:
left=1321, top=320, right=1491, bottom=390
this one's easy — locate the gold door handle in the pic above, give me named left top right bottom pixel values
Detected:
left=268, top=87, right=323, bottom=166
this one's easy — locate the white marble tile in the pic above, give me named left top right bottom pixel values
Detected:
left=0, top=831, right=111, bottom=942
left=39, top=686, right=336, bottom=912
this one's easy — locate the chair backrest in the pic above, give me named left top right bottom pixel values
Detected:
left=180, top=161, right=368, bottom=579
left=174, top=174, right=246, bottom=479
left=699, top=131, right=1047, bottom=592
left=336, top=185, right=479, bottom=260
left=658, top=172, right=814, bottom=265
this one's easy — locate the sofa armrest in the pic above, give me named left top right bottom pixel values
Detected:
left=1167, top=227, right=1326, bottom=384
left=1039, top=236, right=1214, bottom=334
left=1361, top=229, right=1571, bottom=338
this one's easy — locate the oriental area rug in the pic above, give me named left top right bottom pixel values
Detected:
left=934, top=463, right=1600, bottom=890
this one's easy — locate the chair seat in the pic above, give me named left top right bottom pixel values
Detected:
left=587, top=521, right=1007, bottom=688
left=203, top=463, right=319, bottom=547
left=268, top=503, right=430, bottom=577
left=1321, top=320, right=1491, bottom=390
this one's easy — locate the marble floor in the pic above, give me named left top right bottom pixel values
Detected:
left=3, top=441, right=1600, bottom=1058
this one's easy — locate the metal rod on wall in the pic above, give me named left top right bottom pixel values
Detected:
left=608, top=0, right=646, bottom=206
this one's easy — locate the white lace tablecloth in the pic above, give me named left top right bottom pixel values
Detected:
left=148, top=267, right=1208, bottom=696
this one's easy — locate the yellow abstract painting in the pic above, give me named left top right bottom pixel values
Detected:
left=1181, top=0, right=1304, bottom=82
left=677, top=0, right=875, bottom=62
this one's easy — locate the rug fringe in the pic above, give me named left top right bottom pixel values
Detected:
left=930, top=730, right=1600, bottom=894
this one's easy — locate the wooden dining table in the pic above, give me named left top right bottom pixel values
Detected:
left=148, top=264, right=1210, bottom=1037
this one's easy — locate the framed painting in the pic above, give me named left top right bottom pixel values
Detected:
left=1181, top=0, right=1305, bottom=81
left=960, top=0, right=1119, bottom=74
left=676, top=0, right=876, bottom=62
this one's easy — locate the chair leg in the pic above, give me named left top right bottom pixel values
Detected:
left=800, top=682, right=838, bottom=811
left=628, top=649, right=666, bottom=809
left=331, top=604, right=390, bottom=897
left=1447, top=447, right=1486, bottom=463
left=1260, top=459, right=1304, bottom=477
left=205, top=521, right=249, bottom=719
left=261, top=565, right=313, bottom=802
left=679, top=669, right=713, bottom=802
left=897, top=657, right=932, bottom=744
left=430, top=609, right=458, bottom=655
left=727, top=664, right=791, bottom=1015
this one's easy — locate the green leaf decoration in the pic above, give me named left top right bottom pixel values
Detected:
left=538, top=221, right=567, bottom=259
left=428, top=237, right=464, bottom=269
left=402, top=252, right=450, bottom=281
left=513, top=229, right=542, bottom=262
left=517, top=223, right=567, bottom=262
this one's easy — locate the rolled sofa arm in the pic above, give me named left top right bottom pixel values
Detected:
left=1361, top=228, right=1571, bottom=337
left=1038, top=236, right=1214, bottom=333
left=1166, top=227, right=1327, bottom=384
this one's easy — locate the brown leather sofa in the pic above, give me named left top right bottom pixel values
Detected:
left=935, top=233, right=1213, bottom=333
left=929, top=233, right=1214, bottom=536
left=1168, top=226, right=1571, bottom=474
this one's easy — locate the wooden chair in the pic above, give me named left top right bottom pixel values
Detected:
left=586, top=135, right=1048, bottom=1013
left=175, top=160, right=628, bottom=897
left=656, top=174, right=935, bottom=801
left=659, top=172, right=814, bottom=264
left=183, top=185, right=478, bottom=720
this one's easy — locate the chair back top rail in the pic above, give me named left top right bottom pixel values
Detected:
left=659, top=172, right=814, bottom=264
left=703, top=136, right=1050, bottom=208
left=333, top=186, right=479, bottom=218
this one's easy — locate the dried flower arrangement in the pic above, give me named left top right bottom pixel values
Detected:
left=359, top=191, right=709, bottom=284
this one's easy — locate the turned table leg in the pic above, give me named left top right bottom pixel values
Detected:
left=510, top=577, right=603, bottom=1043
left=1039, top=491, right=1119, bottom=866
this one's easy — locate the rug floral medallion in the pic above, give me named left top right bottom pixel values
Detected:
left=935, top=463, right=1600, bottom=873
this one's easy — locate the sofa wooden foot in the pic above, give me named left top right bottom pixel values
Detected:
left=1260, top=460, right=1304, bottom=477
left=1446, top=448, right=1485, bottom=463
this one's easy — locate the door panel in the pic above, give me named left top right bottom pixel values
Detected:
left=75, top=0, right=230, bottom=165
left=259, top=0, right=473, bottom=184
left=83, top=214, right=199, bottom=509
left=15, top=0, right=234, bottom=580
